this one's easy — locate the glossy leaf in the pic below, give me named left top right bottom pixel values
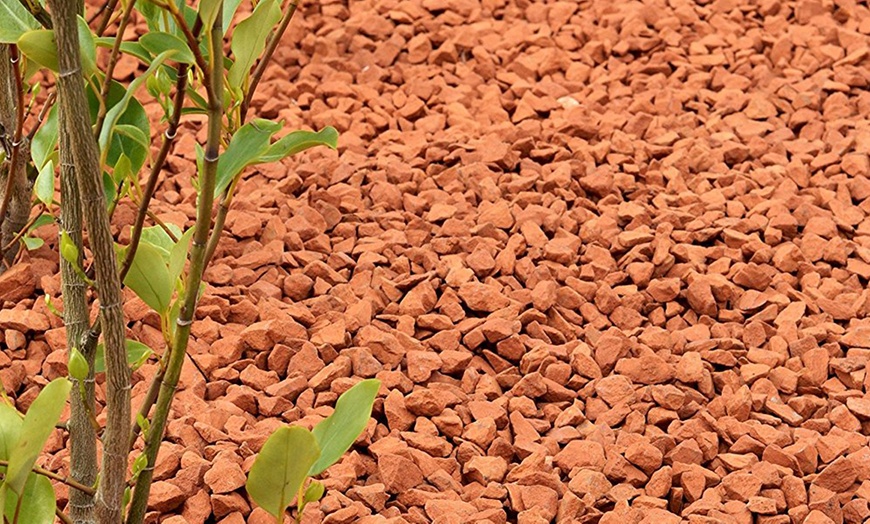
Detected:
left=76, top=16, right=97, bottom=75
left=227, top=0, right=281, bottom=92
left=17, top=18, right=96, bottom=74
left=168, top=228, right=194, bottom=285
left=303, top=480, right=325, bottom=505
left=94, top=339, right=153, bottom=374
left=0, top=1, right=40, bottom=43
left=27, top=214, right=54, bottom=232
left=94, top=83, right=151, bottom=177
left=23, top=237, right=44, bottom=250
left=258, top=127, right=339, bottom=164
left=140, top=32, right=194, bottom=64
left=198, top=0, right=221, bottom=30
left=223, top=0, right=244, bottom=28
left=68, top=347, right=89, bottom=381
left=309, top=379, right=380, bottom=476
left=246, top=426, right=320, bottom=518
left=122, top=241, right=173, bottom=313
left=3, top=473, right=55, bottom=524
left=98, top=51, right=173, bottom=165
left=59, top=230, right=80, bottom=267
left=34, top=159, right=54, bottom=205
left=95, top=38, right=151, bottom=64
left=30, top=105, right=57, bottom=170
left=112, top=154, right=132, bottom=186
left=0, top=403, right=22, bottom=462
left=5, top=378, right=71, bottom=494
left=140, top=224, right=183, bottom=259
left=214, top=119, right=282, bottom=197
left=17, top=30, right=57, bottom=71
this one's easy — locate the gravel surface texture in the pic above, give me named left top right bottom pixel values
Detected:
left=4, top=0, right=870, bottom=523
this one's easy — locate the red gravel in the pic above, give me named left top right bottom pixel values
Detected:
left=3, top=0, right=870, bottom=522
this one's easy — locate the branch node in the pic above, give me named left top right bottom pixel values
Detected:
left=58, top=67, right=81, bottom=79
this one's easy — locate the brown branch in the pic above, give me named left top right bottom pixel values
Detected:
left=240, top=0, right=299, bottom=122
left=94, top=0, right=139, bottom=138
left=0, top=460, right=96, bottom=496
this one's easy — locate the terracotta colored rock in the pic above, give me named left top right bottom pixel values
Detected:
left=0, top=264, right=35, bottom=303
left=204, top=459, right=246, bottom=494
left=378, top=453, right=424, bottom=493
left=624, top=441, right=664, bottom=474
left=148, top=481, right=186, bottom=512
left=464, top=455, right=508, bottom=484
left=553, top=440, right=606, bottom=472
left=722, top=472, right=763, bottom=501
left=405, top=388, right=448, bottom=416
left=0, top=309, right=49, bottom=332
left=457, top=282, right=510, bottom=312
left=813, top=456, right=857, bottom=492
left=614, top=354, right=674, bottom=384
left=686, top=277, right=717, bottom=317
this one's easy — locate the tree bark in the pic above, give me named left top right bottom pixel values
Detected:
left=60, top=118, right=97, bottom=524
left=48, top=1, right=130, bottom=523
left=0, top=44, right=31, bottom=271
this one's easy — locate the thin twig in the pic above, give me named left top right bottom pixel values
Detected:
left=26, top=92, right=56, bottom=141
left=153, top=1, right=212, bottom=95
left=118, top=10, right=198, bottom=279
left=17, top=0, right=52, bottom=29
left=0, top=460, right=96, bottom=496
left=94, top=0, right=138, bottom=138
left=1, top=203, right=46, bottom=252
left=94, top=0, right=122, bottom=36
left=240, top=0, right=299, bottom=122
left=56, top=507, right=73, bottom=524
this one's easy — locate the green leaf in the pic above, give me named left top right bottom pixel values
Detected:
left=4, top=473, right=55, bottom=524
left=309, top=379, right=380, bottom=476
left=5, top=378, right=71, bottom=494
left=258, top=127, right=339, bottom=163
left=227, top=0, right=281, bottom=92
left=98, top=50, right=173, bottom=165
left=76, top=16, right=97, bottom=76
left=96, top=38, right=151, bottom=64
left=93, top=83, right=151, bottom=178
left=34, top=159, right=54, bottom=205
left=22, top=237, right=44, bottom=250
left=0, top=1, right=40, bottom=43
left=200, top=0, right=243, bottom=30
left=17, top=29, right=57, bottom=71
left=94, top=339, right=153, bottom=374
left=168, top=227, right=194, bottom=285
left=303, top=480, right=325, bottom=505
left=27, top=214, right=54, bottom=232
left=223, top=0, right=244, bottom=28
left=140, top=224, right=182, bottom=259
left=214, top=119, right=282, bottom=197
left=137, top=0, right=163, bottom=32
left=30, top=105, right=57, bottom=170
left=68, top=347, right=89, bottom=381
left=140, top=32, right=194, bottom=64
left=246, top=426, right=320, bottom=519
left=0, top=404, right=23, bottom=462
left=185, top=87, right=208, bottom=111
left=112, top=154, right=132, bottom=186
left=59, top=230, right=81, bottom=268
left=198, top=0, right=221, bottom=31
left=17, top=18, right=96, bottom=74
left=131, top=453, right=148, bottom=478
left=123, top=241, right=173, bottom=313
